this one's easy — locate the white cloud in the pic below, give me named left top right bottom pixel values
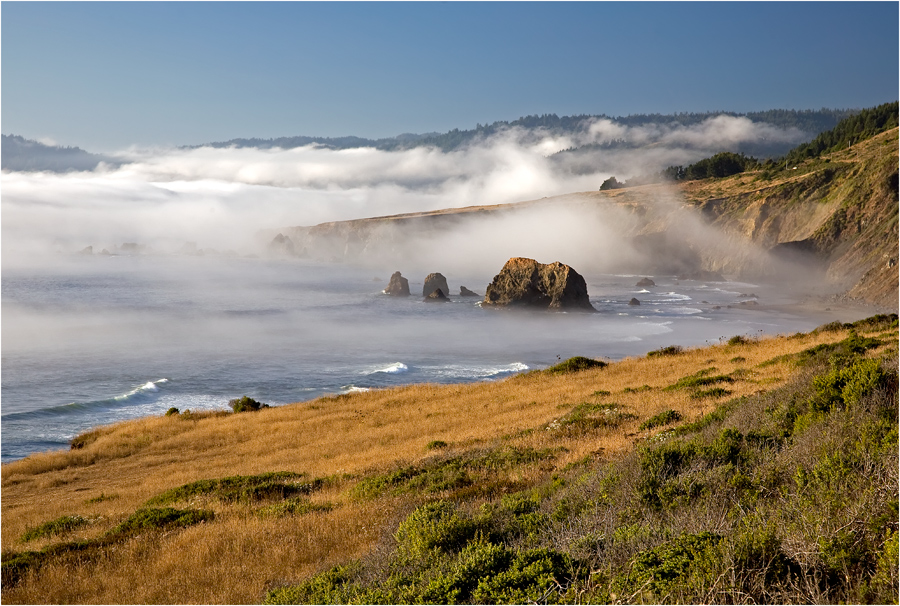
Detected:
left=2, top=115, right=806, bottom=270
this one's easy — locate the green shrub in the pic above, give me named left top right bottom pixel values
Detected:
left=354, top=447, right=557, bottom=501
left=471, top=547, right=576, bottom=604
left=105, top=507, right=214, bottom=539
left=648, top=345, right=683, bottom=358
left=229, top=395, right=269, bottom=412
left=815, top=321, right=846, bottom=333
left=264, top=563, right=360, bottom=605
left=667, top=370, right=734, bottom=391
left=640, top=410, right=683, bottom=431
left=545, top=356, right=608, bottom=374
left=426, top=440, right=448, bottom=450
left=20, top=515, right=90, bottom=542
left=549, top=402, right=637, bottom=435
left=394, top=501, right=479, bottom=560
left=146, top=471, right=312, bottom=506
left=871, top=531, right=899, bottom=600
left=727, top=335, right=750, bottom=346
left=616, top=532, right=722, bottom=599
left=623, top=385, right=652, bottom=393
left=420, top=539, right=512, bottom=603
left=165, top=407, right=180, bottom=416
left=69, top=428, right=104, bottom=450
left=811, top=358, right=886, bottom=413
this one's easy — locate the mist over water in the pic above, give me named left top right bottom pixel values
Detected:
left=2, top=254, right=826, bottom=463
left=2, top=118, right=824, bottom=462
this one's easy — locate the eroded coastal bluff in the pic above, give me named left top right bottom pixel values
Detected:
left=266, top=127, right=899, bottom=309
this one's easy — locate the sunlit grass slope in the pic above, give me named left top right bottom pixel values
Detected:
left=2, top=315, right=897, bottom=603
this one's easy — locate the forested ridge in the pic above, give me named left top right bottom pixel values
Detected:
left=193, top=108, right=856, bottom=152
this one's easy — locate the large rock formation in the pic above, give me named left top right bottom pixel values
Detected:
left=483, top=257, right=595, bottom=312
left=384, top=271, right=410, bottom=296
left=423, top=273, right=450, bottom=298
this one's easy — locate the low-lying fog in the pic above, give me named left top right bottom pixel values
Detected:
left=1, top=116, right=831, bottom=462
left=2, top=115, right=806, bottom=265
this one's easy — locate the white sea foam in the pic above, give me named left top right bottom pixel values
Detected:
left=421, top=362, right=529, bottom=380
left=369, top=362, right=409, bottom=375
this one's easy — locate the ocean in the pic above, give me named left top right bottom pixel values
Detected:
left=1, top=253, right=827, bottom=463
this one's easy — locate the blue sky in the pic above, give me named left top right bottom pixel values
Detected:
left=2, top=1, right=898, bottom=151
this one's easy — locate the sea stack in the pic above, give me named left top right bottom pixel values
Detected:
left=423, top=273, right=450, bottom=298
left=635, top=277, right=655, bottom=287
left=629, top=298, right=641, bottom=306
left=384, top=271, right=410, bottom=296
left=482, top=257, right=595, bottom=312
left=459, top=286, right=480, bottom=297
left=424, top=289, right=449, bottom=302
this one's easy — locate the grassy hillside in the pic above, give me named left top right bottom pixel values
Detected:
left=681, top=127, right=899, bottom=307
left=2, top=315, right=896, bottom=603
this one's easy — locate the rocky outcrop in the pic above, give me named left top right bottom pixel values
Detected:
left=459, top=286, right=480, bottom=297
left=635, top=277, right=655, bottom=287
left=423, top=273, right=450, bottom=298
left=483, top=257, right=595, bottom=311
left=268, top=233, right=296, bottom=257
left=629, top=298, right=641, bottom=306
left=384, top=272, right=410, bottom=296
left=424, top=289, right=449, bottom=302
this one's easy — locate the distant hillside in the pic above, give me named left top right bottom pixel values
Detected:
left=270, top=112, right=898, bottom=308
left=196, top=108, right=855, bottom=156
left=0, top=134, right=116, bottom=173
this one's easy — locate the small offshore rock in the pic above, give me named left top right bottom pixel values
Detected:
left=423, top=273, right=450, bottom=298
left=628, top=298, right=641, bottom=306
left=79, top=245, right=93, bottom=255
left=459, top=286, right=480, bottom=297
left=424, top=288, right=449, bottom=302
left=635, top=277, right=655, bottom=287
left=384, top=271, right=410, bottom=296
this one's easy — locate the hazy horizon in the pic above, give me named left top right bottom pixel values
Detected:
left=2, top=2, right=897, bottom=151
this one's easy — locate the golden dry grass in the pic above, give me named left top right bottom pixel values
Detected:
left=2, top=325, right=894, bottom=603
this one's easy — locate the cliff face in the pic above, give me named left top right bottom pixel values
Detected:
left=682, top=128, right=898, bottom=307
left=267, top=129, right=898, bottom=309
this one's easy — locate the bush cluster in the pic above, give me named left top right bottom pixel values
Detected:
left=268, top=315, right=898, bottom=604
left=266, top=498, right=582, bottom=604
left=229, top=396, right=269, bottom=412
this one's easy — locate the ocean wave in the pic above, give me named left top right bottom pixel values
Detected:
left=342, top=385, right=372, bottom=393
left=367, top=362, right=409, bottom=375
left=421, top=362, right=529, bottom=380
left=2, top=378, right=170, bottom=421
left=663, top=292, right=692, bottom=301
